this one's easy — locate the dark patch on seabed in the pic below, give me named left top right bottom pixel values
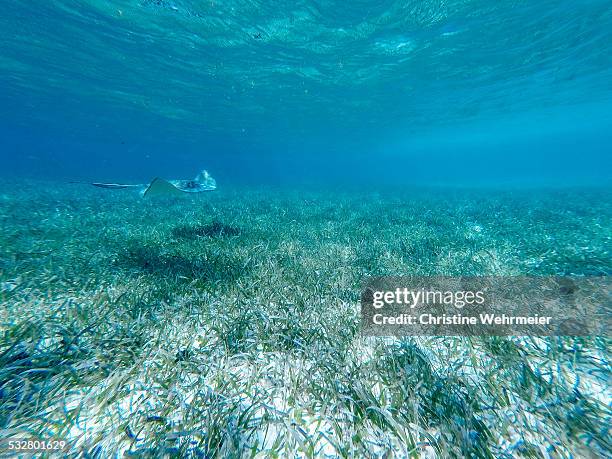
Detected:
left=117, top=242, right=247, bottom=284
left=171, top=221, right=241, bottom=239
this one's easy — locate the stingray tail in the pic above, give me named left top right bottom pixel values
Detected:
left=92, top=183, right=143, bottom=190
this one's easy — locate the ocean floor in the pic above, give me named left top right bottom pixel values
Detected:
left=0, top=180, right=610, bottom=457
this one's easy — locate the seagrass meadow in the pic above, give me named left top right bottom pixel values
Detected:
left=0, top=180, right=610, bottom=457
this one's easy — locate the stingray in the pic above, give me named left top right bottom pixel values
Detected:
left=92, top=169, right=217, bottom=197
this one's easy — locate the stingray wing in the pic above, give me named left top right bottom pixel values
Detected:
left=141, top=178, right=185, bottom=197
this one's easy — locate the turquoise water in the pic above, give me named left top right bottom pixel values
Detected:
left=1, top=3, right=612, bottom=456
left=1, top=0, right=611, bottom=185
